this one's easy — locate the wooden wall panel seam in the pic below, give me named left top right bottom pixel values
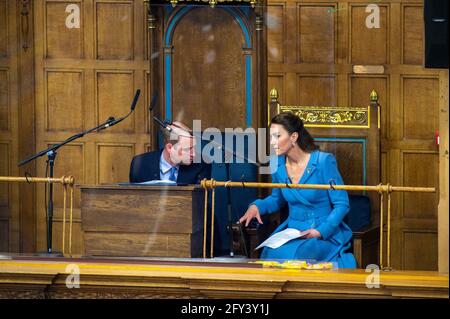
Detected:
left=400, top=3, right=423, bottom=66
left=0, top=68, right=11, bottom=132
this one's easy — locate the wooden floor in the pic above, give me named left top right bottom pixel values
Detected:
left=0, top=255, right=448, bottom=299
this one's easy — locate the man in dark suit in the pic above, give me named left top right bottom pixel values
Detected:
left=129, top=121, right=211, bottom=184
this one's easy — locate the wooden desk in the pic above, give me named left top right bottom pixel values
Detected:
left=353, top=224, right=380, bottom=268
left=80, top=185, right=205, bottom=258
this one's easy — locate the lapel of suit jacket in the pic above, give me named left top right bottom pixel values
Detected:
left=285, top=150, right=320, bottom=208
left=178, top=164, right=186, bottom=183
left=277, top=155, right=313, bottom=207
left=153, top=150, right=164, bottom=180
left=299, top=150, right=319, bottom=185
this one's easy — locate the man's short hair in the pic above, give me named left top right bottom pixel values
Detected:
left=162, top=121, right=193, bottom=146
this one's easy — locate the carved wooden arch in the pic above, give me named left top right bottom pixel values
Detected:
left=147, top=1, right=267, bottom=140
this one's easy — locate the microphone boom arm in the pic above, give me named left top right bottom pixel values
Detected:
left=18, top=117, right=115, bottom=167
left=18, top=89, right=140, bottom=166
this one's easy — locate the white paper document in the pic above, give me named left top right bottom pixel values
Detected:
left=255, top=228, right=306, bottom=250
left=138, top=180, right=177, bottom=185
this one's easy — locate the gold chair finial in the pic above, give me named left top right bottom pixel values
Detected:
left=370, top=89, right=378, bottom=103
left=269, top=88, right=279, bottom=101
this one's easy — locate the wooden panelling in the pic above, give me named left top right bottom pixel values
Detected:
left=33, top=0, right=150, bottom=254
left=97, top=144, right=134, bottom=184
left=16, top=0, right=36, bottom=253
left=381, top=151, right=388, bottom=183
left=0, top=219, right=8, bottom=252
left=402, top=5, right=423, bottom=65
left=0, top=142, right=9, bottom=253
left=1, top=0, right=24, bottom=254
left=298, top=75, right=336, bottom=106
left=0, top=143, right=9, bottom=210
left=0, top=69, right=8, bottom=131
left=45, top=1, right=83, bottom=59
left=46, top=71, right=83, bottom=131
left=1, top=0, right=444, bottom=270
left=96, top=2, right=133, bottom=60
left=402, top=152, right=439, bottom=219
left=268, top=74, right=284, bottom=102
left=144, top=5, right=151, bottom=61
left=267, top=3, right=285, bottom=63
left=84, top=232, right=192, bottom=257
left=81, top=190, right=199, bottom=234
left=0, top=0, right=6, bottom=58
left=350, top=5, right=388, bottom=64
left=317, top=141, right=364, bottom=188
left=438, top=69, right=449, bottom=273
left=96, top=71, right=135, bottom=133
left=81, top=185, right=204, bottom=257
left=171, top=7, right=246, bottom=130
left=145, top=70, right=151, bottom=135
left=403, top=231, right=438, bottom=271
left=265, top=1, right=445, bottom=271
left=350, top=75, right=388, bottom=138
left=402, top=77, right=439, bottom=140
left=53, top=207, right=82, bottom=231
left=48, top=143, right=84, bottom=211
left=297, top=5, right=334, bottom=64
left=52, top=221, right=83, bottom=255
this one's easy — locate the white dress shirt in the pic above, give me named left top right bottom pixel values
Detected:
left=159, top=152, right=179, bottom=181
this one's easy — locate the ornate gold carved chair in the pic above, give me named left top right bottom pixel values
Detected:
left=235, top=89, right=381, bottom=268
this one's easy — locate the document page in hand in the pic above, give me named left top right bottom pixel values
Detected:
left=255, top=228, right=306, bottom=250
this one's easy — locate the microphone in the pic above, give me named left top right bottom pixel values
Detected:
left=111, top=89, right=140, bottom=126
left=148, top=92, right=173, bottom=132
left=103, top=116, right=117, bottom=128
left=98, top=89, right=140, bottom=131
left=153, top=116, right=172, bottom=132
left=18, top=90, right=141, bottom=168
left=130, top=89, right=141, bottom=111
left=148, top=92, right=158, bottom=112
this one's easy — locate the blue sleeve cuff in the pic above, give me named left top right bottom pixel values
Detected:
left=316, top=222, right=335, bottom=240
left=249, top=199, right=267, bottom=216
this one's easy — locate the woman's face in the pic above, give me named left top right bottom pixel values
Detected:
left=270, top=123, right=295, bottom=155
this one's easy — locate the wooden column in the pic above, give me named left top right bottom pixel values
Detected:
left=17, top=0, right=37, bottom=253
left=438, top=69, right=449, bottom=273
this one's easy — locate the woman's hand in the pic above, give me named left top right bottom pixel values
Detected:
left=302, top=229, right=321, bottom=239
left=238, top=205, right=263, bottom=227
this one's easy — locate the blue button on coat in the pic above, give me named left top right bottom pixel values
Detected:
left=252, top=150, right=357, bottom=268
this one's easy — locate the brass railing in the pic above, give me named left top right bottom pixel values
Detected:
left=0, top=176, right=75, bottom=255
left=201, top=179, right=436, bottom=269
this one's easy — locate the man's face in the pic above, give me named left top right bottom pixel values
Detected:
left=169, top=135, right=196, bottom=165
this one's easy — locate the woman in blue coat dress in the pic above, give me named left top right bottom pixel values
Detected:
left=239, top=112, right=356, bottom=268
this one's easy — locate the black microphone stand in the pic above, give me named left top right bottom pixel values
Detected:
left=18, top=117, right=117, bottom=255
left=18, top=90, right=140, bottom=255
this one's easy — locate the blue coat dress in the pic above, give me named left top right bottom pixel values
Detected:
left=252, top=150, right=356, bottom=269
